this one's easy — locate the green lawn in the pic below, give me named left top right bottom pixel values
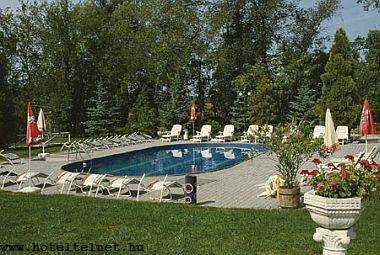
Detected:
left=0, top=191, right=378, bottom=255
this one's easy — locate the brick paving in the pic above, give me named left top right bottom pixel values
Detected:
left=1, top=140, right=379, bottom=209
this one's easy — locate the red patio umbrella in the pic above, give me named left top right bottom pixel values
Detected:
left=359, top=99, right=376, bottom=153
left=26, top=102, right=42, bottom=171
left=190, top=100, right=197, bottom=137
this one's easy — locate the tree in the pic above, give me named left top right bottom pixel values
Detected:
left=317, top=28, right=361, bottom=128
left=125, top=90, right=157, bottom=135
left=288, top=83, right=318, bottom=125
left=357, top=0, right=380, bottom=11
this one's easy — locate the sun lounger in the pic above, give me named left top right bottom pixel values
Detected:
left=241, top=125, right=259, bottom=143
left=214, top=125, right=234, bottom=142
left=190, top=125, right=211, bottom=142
left=0, top=169, right=18, bottom=189
left=41, top=171, right=82, bottom=194
left=257, top=175, right=283, bottom=198
left=336, top=126, right=349, bottom=145
left=137, top=174, right=183, bottom=202
left=73, top=173, right=107, bottom=196
left=313, top=125, right=325, bottom=139
left=161, top=125, right=182, bottom=142
left=0, top=150, right=22, bottom=165
left=97, top=176, right=141, bottom=198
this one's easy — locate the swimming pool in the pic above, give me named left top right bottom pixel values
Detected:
left=62, top=143, right=267, bottom=176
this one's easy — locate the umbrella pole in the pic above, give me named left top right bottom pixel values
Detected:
left=42, top=133, right=45, bottom=155
left=365, top=135, right=368, bottom=154
left=192, top=121, right=194, bottom=137
left=28, top=145, right=31, bottom=172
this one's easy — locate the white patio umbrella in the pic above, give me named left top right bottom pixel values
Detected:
left=324, top=108, right=339, bottom=154
left=37, top=109, right=47, bottom=156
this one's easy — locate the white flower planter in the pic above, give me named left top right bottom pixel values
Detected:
left=304, top=191, right=364, bottom=255
left=304, top=191, right=363, bottom=229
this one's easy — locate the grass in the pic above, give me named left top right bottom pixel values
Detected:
left=0, top=191, right=378, bottom=254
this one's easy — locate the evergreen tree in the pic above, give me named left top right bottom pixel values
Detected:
left=317, top=28, right=361, bottom=128
left=125, top=90, right=157, bottom=135
left=84, top=82, right=120, bottom=136
left=230, top=93, right=247, bottom=132
left=288, top=83, right=317, bottom=125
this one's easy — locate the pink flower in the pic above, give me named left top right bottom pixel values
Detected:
left=317, top=181, right=324, bottom=188
left=328, top=180, right=336, bottom=187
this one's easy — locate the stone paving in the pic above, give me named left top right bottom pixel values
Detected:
left=1, top=140, right=379, bottom=209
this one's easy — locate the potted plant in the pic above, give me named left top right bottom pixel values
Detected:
left=255, top=122, right=323, bottom=208
left=303, top=156, right=378, bottom=229
left=302, top=156, right=378, bottom=254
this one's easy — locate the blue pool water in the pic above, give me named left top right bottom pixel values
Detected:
left=62, top=143, right=267, bottom=176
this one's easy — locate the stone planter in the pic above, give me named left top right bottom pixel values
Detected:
left=304, top=191, right=363, bottom=229
left=304, top=191, right=364, bottom=255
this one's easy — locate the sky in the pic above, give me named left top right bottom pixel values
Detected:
left=0, top=0, right=379, bottom=48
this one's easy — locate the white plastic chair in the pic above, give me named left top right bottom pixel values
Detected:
left=313, top=125, right=325, bottom=139
left=336, top=126, right=349, bottom=145
left=214, top=125, right=235, bottom=142
left=190, top=125, right=212, bottom=142
left=241, top=125, right=259, bottom=143
left=161, top=124, right=182, bottom=142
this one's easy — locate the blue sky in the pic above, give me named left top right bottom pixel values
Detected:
left=0, top=0, right=379, bottom=48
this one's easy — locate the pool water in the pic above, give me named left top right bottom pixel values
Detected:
left=62, top=143, right=266, bottom=176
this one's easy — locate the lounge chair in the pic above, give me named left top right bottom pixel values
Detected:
left=213, top=125, right=235, bottom=142
left=0, top=169, right=18, bottom=189
left=190, top=125, right=212, bottom=142
left=241, top=125, right=259, bottom=143
left=73, top=173, right=107, bottom=196
left=41, top=171, right=82, bottom=194
left=97, top=176, right=141, bottom=198
left=161, top=124, right=182, bottom=142
left=1, top=170, right=55, bottom=191
left=0, top=150, right=22, bottom=165
left=137, top=174, right=184, bottom=202
left=313, top=125, right=325, bottom=139
left=264, top=125, right=274, bottom=138
left=336, top=126, right=349, bottom=145
left=257, top=175, right=283, bottom=198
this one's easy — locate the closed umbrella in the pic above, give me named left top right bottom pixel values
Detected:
left=26, top=102, right=42, bottom=171
left=37, top=109, right=47, bottom=156
left=190, top=100, right=197, bottom=137
left=359, top=99, right=376, bottom=153
left=324, top=108, right=339, bottom=154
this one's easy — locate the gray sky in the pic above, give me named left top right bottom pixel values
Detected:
left=0, top=0, right=379, bottom=47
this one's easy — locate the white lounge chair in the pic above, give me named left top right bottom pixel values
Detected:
left=313, top=125, right=325, bottom=139
left=3, top=170, right=55, bottom=191
left=214, top=125, right=235, bottom=142
left=73, top=173, right=107, bottom=196
left=190, top=125, right=212, bottom=142
left=97, top=176, right=141, bottom=198
left=257, top=175, right=283, bottom=198
left=241, top=125, right=259, bottom=143
left=336, top=126, right=349, bottom=145
left=0, top=150, right=22, bottom=165
left=264, top=125, right=274, bottom=138
left=161, top=124, right=182, bottom=142
left=0, top=169, right=18, bottom=189
left=41, top=171, right=82, bottom=194
left=137, top=174, right=184, bottom=202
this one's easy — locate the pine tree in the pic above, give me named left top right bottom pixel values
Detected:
left=230, top=93, right=249, bottom=132
left=84, top=82, right=120, bottom=136
left=317, top=28, right=361, bottom=128
left=288, top=83, right=317, bottom=125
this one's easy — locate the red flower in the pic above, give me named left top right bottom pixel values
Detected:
left=337, top=163, right=346, bottom=170
left=341, top=170, right=348, bottom=179
left=360, top=159, right=370, bottom=168
left=370, top=163, right=379, bottom=172
left=299, top=169, right=309, bottom=175
left=326, top=162, right=337, bottom=169
left=344, top=154, right=355, bottom=163
left=309, top=169, right=320, bottom=176
left=312, top=158, right=322, bottom=165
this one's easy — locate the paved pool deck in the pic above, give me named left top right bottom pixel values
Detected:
left=1, top=141, right=379, bottom=209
